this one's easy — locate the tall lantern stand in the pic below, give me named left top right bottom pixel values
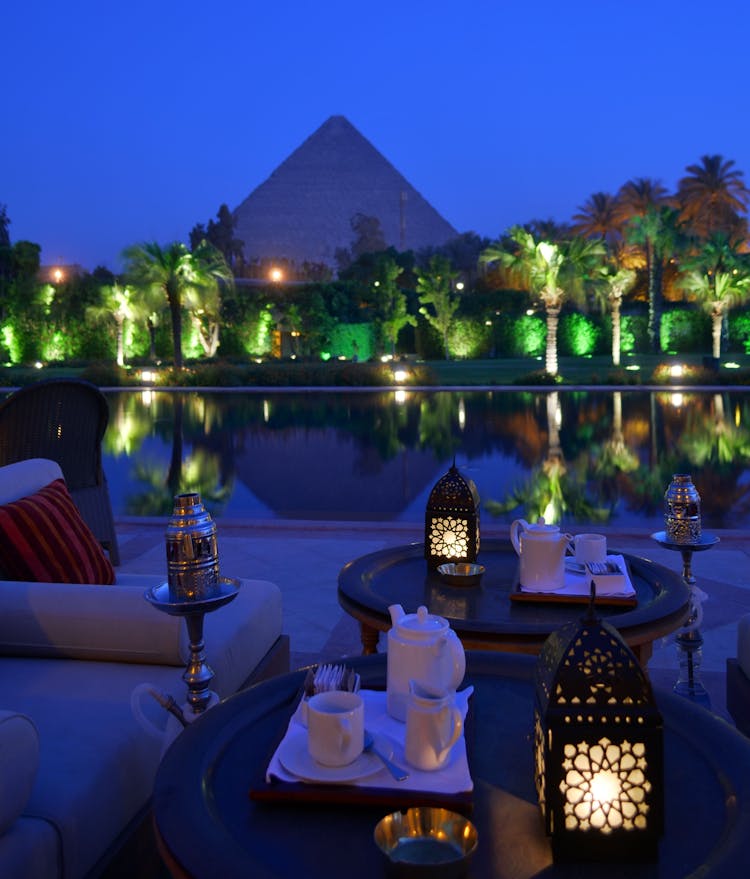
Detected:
left=424, top=460, right=480, bottom=570
left=652, top=474, right=718, bottom=707
left=534, top=588, right=664, bottom=862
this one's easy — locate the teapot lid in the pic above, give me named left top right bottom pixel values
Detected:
left=396, top=605, right=448, bottom=637
left=526, top=516, right=559, bottom=533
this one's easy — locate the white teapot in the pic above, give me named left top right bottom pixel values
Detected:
left=386, top=605, right=466, bottom=721
left=510, top=517, right=572, bottom=592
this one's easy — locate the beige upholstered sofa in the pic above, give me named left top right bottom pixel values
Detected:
left=0, top=458, right=288, bottom=878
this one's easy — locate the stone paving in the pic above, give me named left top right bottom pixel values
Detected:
left=116, top=518, right=750, bottom=728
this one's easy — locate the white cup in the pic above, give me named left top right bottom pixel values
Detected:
left=306, top=690, right=364, bottom=767
left=572, top=533, right=607, bottom=565
left=404, top=682, right=462, bottom=772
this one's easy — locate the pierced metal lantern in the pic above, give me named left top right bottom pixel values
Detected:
left=424, top=461, right=480, bottom=570
left=534, top=593, right=664, bottom=862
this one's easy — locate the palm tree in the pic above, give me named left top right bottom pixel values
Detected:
left=676, top=155, right=750, bottom=241
left=677, top=235, right=750, bottom=358
left=571, top=192, right=624, bottom=255
left=123, top=241, right=233, bottom=369
left=416, top=255, right=460, bottom=359
left=594, top=266, right=636, bottom=367
left=614, top=178, right=673, bottom=352
left=624, top=205, right=684, bottom=353
left=480, top=227, right=605, bottom=375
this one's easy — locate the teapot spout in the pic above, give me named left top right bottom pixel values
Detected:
left=388, top=604, right=405, bottom=627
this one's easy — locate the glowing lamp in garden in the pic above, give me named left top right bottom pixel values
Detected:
left=533, top=594, right=664, bottom=862
left=424, top=461, right=480, bottom=570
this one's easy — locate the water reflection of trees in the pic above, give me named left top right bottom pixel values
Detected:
left=102, top=389, right=750, bottom=526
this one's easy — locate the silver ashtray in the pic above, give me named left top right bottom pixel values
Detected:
left=374, top=807, right=477, bottom=878
left=437, top=562, right=485, bottom=586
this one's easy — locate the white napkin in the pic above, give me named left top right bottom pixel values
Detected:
left=266, top=687, right=474, bottom=794
left=521, top=554, right=635, bottom=598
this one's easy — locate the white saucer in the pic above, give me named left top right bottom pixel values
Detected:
left=277, top=725, right=383, bottom=784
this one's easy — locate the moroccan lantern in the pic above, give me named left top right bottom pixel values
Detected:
left=424, top=460, right=480, bottom=570
left=533, top=589, right=664, bottom=862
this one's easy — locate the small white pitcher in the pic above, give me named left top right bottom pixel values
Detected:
left=404, top=680, right=462, bottom=771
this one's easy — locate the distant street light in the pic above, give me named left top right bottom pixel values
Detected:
left=269, top=267, right=283, bottom=283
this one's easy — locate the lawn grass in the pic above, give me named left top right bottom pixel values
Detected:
left=424, top=353, right=750, bottom=386
left=3, top=352, right=750, bottom=388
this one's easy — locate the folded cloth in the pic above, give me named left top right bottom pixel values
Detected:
left=522, top=554, right=635, bottom=598
left=266, top=687, right=474, bottom=795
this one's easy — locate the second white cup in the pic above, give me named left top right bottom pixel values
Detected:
left=306, top=690, right=364, bottom=767
left=572, top=533, right=607, bottom=565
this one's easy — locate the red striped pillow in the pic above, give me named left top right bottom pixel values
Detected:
left=0, top=478, right=115, bottom=584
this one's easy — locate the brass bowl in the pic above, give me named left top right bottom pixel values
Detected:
left=374, top=807, right=478, bottom=877
left=437, top=562, right=485, bottom=587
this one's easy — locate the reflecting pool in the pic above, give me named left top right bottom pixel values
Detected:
left=100, top=388, right=750, bottom=530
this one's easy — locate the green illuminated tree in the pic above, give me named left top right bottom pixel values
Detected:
left=615, top=178, right=678, bottom=353
left=87, top=283, right=138, bottom=366
left=123, top=241, right=233, bottom=369
left=416, top=255, right=460, bottom=359
left=677, top=234, right=750, bottom=358
left=369, top=256, right=416, bottom=356
left=595, top=266, right=636, bottom=366
left=480, top=227, right=605, bottom=375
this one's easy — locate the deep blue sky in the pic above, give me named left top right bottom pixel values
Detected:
left=3, top=1, right=749, bottom=272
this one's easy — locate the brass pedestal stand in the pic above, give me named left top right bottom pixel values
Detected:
left=651, top=532, right=718, bottom=707
left=145, top=578, right=239, bottom=715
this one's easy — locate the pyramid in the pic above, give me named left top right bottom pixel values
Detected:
left=232, top=115, right=458, bottom=268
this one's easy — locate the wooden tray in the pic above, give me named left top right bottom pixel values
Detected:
left=509, top=583, right=637, bottom=607
left=250, top=691, right=475, bottom=815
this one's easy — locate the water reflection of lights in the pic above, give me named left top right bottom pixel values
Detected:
left=670, top=393, right=684, bottom=408
left=725, top=362, right=740, bottom=369
left=554, top=403, right=562, bottom=428
left=394, top=389, right=407, bottom=404
left=263, top=400, right=270, bottom=423
left=458, top=398, right=466, bottom=430
left=737, top=404, right=742, bottom=427
left=141, top=390, right=153, bottom=406
left=625, top=364, right=640, bottom=371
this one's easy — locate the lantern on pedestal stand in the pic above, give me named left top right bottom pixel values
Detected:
left=533, top=587, right=664, bottom=862
left=424, top=460, right=480, bottom=570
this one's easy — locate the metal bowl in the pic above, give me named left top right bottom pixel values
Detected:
left=374, top=807, right=478, bottom=878
left=437, top=562, right=485, bottom=587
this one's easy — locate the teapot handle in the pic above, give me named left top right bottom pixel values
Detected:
left=509, top=519, right=527, bottom=556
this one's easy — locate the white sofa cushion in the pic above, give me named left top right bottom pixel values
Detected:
left=0, top=574, right=283, bottom=682
left=0, top=458, right=63, bottom=504
left=0, top=711, right=39, bottom=835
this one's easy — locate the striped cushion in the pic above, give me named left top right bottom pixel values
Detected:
left=0, top=478, right=115, bottom=584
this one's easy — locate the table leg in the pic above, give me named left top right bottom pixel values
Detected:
left=359, top=623, right=380, bottom=655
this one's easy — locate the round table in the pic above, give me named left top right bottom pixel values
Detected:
left=338, top=539, right=690, bottom=665
left=153, top=653, right=750, bottom=879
